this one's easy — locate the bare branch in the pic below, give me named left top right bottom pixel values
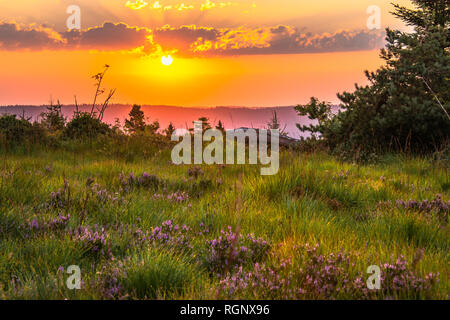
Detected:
left=91, top=65, right=110, bottom=116
left=419, top=76, right=450, bottom=120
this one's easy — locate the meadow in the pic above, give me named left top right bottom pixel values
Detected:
left=0, top=140, right=448, bottom=300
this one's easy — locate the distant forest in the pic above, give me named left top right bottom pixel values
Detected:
left=0, top=104, right=315, bottom=138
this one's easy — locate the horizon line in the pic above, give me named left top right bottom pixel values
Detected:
left=0, top=104, right=305, bottom=109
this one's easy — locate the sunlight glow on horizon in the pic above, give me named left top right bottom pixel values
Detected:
left=0, top=0, right=415, bottom=106
left=0, top=49, right=383, bottom=107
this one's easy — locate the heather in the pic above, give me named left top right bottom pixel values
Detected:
left=0, top=142, right=448, bottom=300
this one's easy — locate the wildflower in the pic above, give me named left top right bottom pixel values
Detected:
left=204, top=228, right=270, bottom=274
left=72, top=226, right=110, bottom=258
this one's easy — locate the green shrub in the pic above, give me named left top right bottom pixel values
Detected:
left=64, top=112, right=111, bottom=140
left=40, top=103, right=66, bottom=132
left=0, top=114, right=47, bottom=148
left=0, top=114, right=32, bottom=144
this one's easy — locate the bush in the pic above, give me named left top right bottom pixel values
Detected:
left=0, top=114, right=47, bottom=147
left=203, top=227, right=270, bottom=275
left=0, top=114, right=32, bottom=144
left=40, top=103, right=65, bottom=132
left=124, top=104, right=160, bottom=136
left=64, top=112, right=111, bottom=140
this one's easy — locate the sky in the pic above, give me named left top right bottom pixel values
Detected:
left=0, top=0, right=413, bottom=107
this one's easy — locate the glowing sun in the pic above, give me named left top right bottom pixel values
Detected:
left=161, top=55, right=173, bottom=66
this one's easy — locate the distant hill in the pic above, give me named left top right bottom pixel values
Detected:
left=0, top=104, right=315, bottom=138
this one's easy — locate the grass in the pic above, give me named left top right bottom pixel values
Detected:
left=0, top=143, right=448, bottom=299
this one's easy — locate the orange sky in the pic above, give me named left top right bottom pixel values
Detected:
left=0, top=0, right=413, bottom=106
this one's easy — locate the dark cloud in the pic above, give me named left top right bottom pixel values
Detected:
left=63, top=22, right=151, bottom=50
left=153, top=25, right=218, bottom=52
left=190, top=27, right=385, bottom=56
left=0, top=22, right=63, bottom=50
left=0, top=22, right=384, bottom=56
left=0, top=22, right=151, bottom=51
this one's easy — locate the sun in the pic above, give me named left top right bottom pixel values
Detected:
left=161, top=55, right=174, bottom=66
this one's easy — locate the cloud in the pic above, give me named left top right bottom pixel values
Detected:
left=125, top=1, right=195, bottom=11
left=0, top=22, right=64, bottom=50
left=64, top=22, right=152, bottom=50
left=0, top=21, right=385, bottom=56
left=0, top=22, right=153, bottom=51
left=200, top=0, right=234, bottom=11
left=125, top=0, right=149, bottom=10
left=152, top=25, right=385, bottom=57
left=189, top=26, right=385, bottom=56
left=153, top=25, right=219, bottom=52
left=174, top=3, right=195, bottom=11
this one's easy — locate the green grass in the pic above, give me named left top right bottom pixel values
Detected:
left=0, top=144, right=448, bottom=300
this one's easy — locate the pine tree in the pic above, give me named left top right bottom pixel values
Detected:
left=190, top=117, right=212, bottom=133
left=164, top=122, right=176, bottom=137
left=392, top=0, right=448, bottom=28
left=125, top=104, right=146, bottom=134
left=296, top=0, right=449, bottom=156
left=198, top=117, right=212, bottom=132
left=216, top=120, right=225, bottom=133
left=41, top=100, right=66, bottom=132
left=267, top=110, right=288, bottom=136
left=145, top=120, right=160, bottom=135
